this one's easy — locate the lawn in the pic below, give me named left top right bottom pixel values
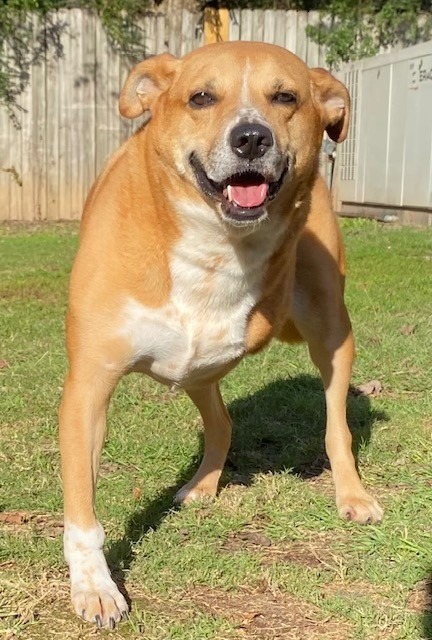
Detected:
left=0, top=218, right=431, bottom=640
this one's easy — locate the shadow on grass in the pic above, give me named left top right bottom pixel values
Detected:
left=106, top=373, right=388, bottom=603
left=227, top=374, right=388, bottom=482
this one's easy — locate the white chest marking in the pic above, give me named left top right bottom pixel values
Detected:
left=118, top=201, right=284, bottom=387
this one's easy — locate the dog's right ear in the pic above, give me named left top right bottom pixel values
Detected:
left=119, top=53, right=179, bottom=119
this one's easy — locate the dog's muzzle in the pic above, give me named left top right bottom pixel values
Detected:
left=190, top=122, right=288, bottom=226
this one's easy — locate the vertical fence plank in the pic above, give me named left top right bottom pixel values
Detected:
left=229, top=9, right=240, bottom=41
left=0, top=101, right=10, bottom=220
left=285, top=10, right=297, bottom=53
left=240, top=9, right=253, bottom=41
left=296, top=11, right=308, bottom=62
left=156, top=14, right=167, bottom=53
left=167, top=2, right=182, bottom=56
left=251, top=10, right=264, bottom=42
left=68, top=9, right=83, bottom=219
left=181, top=9, right=192, bottom=55
left=274, top=10, right=286, bottom=48
left=57, top=9, right=73, bottom=220
left=318, top=14, right=331, bottom=67
left=19, top=17, right=34, bottom=221
left=0, top=41, right=12, bottom=221
left=204, top=8, right=229, bottom=45
left=80, top=11, right=97, bottom=210
left=7, top=107, right=22, bottom=220
left=192, top=10, right=205, bottom=48
left=31, top=15, right=46, bottom=220
left=45, top=12, right=61, bottom=219
left=306, top=11, right=320, bottom=67
left=146, top=14, right=156, bottom=55
left=95, top=16, right=110, bottom=177
left=263, top=10, right=275, bottom=44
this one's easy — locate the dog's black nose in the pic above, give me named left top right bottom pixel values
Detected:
left=230, top=123, right=274, bottom=160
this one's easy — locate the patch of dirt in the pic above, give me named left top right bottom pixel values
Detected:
left=323, top=579, right=391, bottom=601
left=224, top=530, right=273, bottom=550
left=139, top=385, right=181, bottom=403
left=407, top=578, right=432, bottom=613
left=304, top=468, right=334, bottom=495
left=259, top=540, right=335, bottom=570
left=0, top=511, right=63, bottom=538
left=99, top=460, right=143, bottom=477
left=0, top=286, right=61, bottom=303
left=399, top=324, right=416, bottom=336
left=190, top=585, right=351, bottom=639
left=99, top=460, right=124, bottom=476
left=0, top=220, right=79, bottom=235
left=0, top=567, right=71, bottom=637
left=223, top=528, right=338, bottom=571
left=350, top=379, right=383, bottom=397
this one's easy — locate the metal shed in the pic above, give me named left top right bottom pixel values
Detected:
left=333, top=40, right=432, bottom=226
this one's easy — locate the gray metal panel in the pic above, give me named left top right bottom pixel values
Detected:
left=338, top=66, right=361, bottom=203
left=360, top=65, right=391, bottom=204
left=385, top=59, right=408, bottom=205
left=402, top=53, right=432, bottom=208
left=335, top=40, right=432, bottom=214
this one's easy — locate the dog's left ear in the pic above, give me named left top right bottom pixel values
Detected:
left=119, top=53, right=179, bottom=119
left=309, top=68, right=350, bottom=143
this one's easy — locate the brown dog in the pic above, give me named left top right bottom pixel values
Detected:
left=59, top=41, right=382, bottom=628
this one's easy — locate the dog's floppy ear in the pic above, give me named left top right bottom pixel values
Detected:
left=309, top=68, right=350, bottom=143
left=119, top=53, right=178, bottom=119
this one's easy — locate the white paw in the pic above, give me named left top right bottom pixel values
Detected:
left=72, top=585, right=128, bottom=628
left=64, top=521, right=129, bottom=627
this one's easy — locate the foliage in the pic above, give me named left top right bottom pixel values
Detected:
left=0, top=0, right=150, bottom=126
left=306, top=0, right=432, bottom=68
left=0, top=2, right=64, bottom=126
left=1, top=0, right=432, bottom=121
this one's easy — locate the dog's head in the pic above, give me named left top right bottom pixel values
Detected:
left=120, top=42, right=349, bottom=229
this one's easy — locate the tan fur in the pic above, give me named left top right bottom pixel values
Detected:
left=60, top=41, right=382, bottom=628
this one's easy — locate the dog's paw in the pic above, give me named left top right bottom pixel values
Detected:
left=72, top=586, right=129, bottom=628
left=65, top=522, right=129, bottom=627
left=337, top=494, right=383, bottom=524
left=174, top=480, right=217, bottom=505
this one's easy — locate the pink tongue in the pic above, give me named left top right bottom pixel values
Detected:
left=229, top=183, right=268, bottom=208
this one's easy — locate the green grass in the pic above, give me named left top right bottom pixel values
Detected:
left=0, top=218, right=431, bottom=639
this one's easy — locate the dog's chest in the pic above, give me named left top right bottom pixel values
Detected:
left=120, top=221, right=268, bottom=387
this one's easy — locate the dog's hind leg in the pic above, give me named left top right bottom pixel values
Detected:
left=175, top=383, right=232, bottom=504
left=59, top=365, right=128, bottom=628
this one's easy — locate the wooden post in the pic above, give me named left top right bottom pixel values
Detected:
left=204, top=8, right=229, bottom=44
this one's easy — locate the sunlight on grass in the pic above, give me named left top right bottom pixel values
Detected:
left=0, top=219, right=431, bottom=639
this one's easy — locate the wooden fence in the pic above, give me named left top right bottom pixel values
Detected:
left=0, top=8, right=332, bottom=221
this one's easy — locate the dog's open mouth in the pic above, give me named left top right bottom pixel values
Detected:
left=190, top=154, right=287, bottom=224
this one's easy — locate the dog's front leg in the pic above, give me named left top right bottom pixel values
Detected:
left=59, top=368, right=128, bottom=628
left=307, top=326, right=384, bottom=524
left=176, top=383, right=232, bottom=503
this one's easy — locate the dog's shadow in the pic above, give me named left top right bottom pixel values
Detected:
left=106, top=373, right=388, bottom=602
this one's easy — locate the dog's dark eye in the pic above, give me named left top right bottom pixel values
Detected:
left=272, top=92, right=297, bottom=105
left=189, top=92, right=216, bottom=108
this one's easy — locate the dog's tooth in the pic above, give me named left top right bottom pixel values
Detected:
left=227, top=185, right=233, bottom=202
